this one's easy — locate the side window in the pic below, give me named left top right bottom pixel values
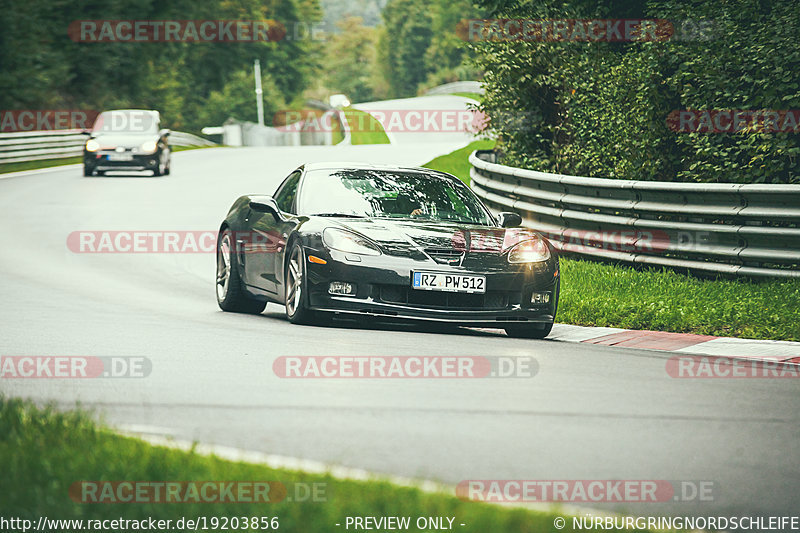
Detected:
left=274, top=171, right=301, bottom=214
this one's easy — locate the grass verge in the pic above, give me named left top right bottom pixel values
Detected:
left=331, top=115, right=345, bottom=145
left=422, top=139, right=496, bottom=184
left=449, top=92, right=484, bottom=103
left=342, top=107, right=391, bottom=145
left=1, top=398, right=660, bottom=533
left=558, top=259, right=800, bottom=341
left=422, top=144, right=800, bottom=341
left=0, top=156, right=83, bottom=174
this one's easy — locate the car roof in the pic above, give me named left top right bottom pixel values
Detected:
left=101, top=109, right=159, bottom=114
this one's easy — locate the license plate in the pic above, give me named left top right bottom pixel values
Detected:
left=412, top=272, right=486, bottom=293
left=107, top=153, right=133, bottom=161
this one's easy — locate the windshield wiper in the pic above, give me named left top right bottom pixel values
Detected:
left=312, top=213, right=367, bottom=218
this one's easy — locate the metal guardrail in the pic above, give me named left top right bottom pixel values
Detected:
left=168, top=131, right=216, bottom=147
left=425, top=81, right=484, bottom=96
left=469, top=150, right=800, bottom=278
left=0, top=129, right=215, bottom=164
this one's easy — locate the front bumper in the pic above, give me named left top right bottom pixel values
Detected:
left=304, top=248, right=559, bottom=326
left=84, top=151, right=161, bottom=171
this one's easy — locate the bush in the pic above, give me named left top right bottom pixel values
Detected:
left=471, top=0, right=800, bottom=183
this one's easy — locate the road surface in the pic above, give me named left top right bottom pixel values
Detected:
left=1, top=142, right=798, bottom=520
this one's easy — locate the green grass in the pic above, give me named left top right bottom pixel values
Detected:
left=422, top=139, right=496, bottom=184
left=1, top=398, right=661, bottom=533
left=342, top=107, right=391, bottom=145
left=449, top=92, right=484, bottom=103
left=423, top=143, right=800, bottom=341
left=558, top=259, right=800, bottom=341
left=331, top=116, right=345, bottom=145
left=172, top=144, right=214, bottom=152
left=0, top=156, right=83, bottom=174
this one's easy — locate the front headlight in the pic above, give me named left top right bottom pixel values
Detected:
left=85, top=139, right=100, bottom=152
left=323, top=228, right=381, bottom=256
left=140, top=140, right=157, bottom=153
left=508, top=237, right=550, bottom=263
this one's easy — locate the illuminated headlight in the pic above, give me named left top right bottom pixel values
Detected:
left=508, top=238, right=550, bottom=263
left=323, top=228, right=380, bottom=256
left=329, top=281, right=355, bottom=295
left=140, top=140, right=158, bottom=153
left=85, top=139, right=100, bottom=152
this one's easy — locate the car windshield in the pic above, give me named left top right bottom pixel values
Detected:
left=92, top=111, right=158, bottom=134
left=298, top=168, right=495, bottom=225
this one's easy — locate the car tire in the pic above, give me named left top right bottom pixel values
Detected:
left=83, top=166, right=92, bottom=177
left=164, top=157, right=171, bottom=175
left=216, top=228, right=267, bottom=314
left=284, top=242, right=317, bottom=325
left=505, top=322, right=553, bottom=339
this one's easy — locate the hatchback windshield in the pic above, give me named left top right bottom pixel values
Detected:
left=298, top=169, right=495, bottom=226
left=92, top=110, right=159, bottom=134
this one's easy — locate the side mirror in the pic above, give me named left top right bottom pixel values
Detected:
left=159, top=128, right=171, bottom=137
left=249, top=196, right=282, bottom=221
left=498, top=212, right=522, bottom=228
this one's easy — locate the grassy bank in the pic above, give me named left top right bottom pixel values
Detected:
left=423, top=144, right=800, bottom=342
left=558, top=259, right=800, bottom=341
left=423, top=139, right=496, bottom=184
left=0, top=398, right=659, bottom=533
left=449, top=92, right=484, bottom=103
left=0, top=156, right=83, bottom=174
left=342, top=107, right=391, bottom=145
left=331, top=115, right=345, bottom=145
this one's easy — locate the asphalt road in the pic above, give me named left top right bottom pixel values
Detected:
left=1, top=142, right=799, bottom=520
left=353, top=95, right=480, bottom=144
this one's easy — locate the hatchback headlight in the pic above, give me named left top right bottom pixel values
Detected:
left=85, top=139, right=100, bottom=152
left=508, top=237, right=550, bottom=263
left=140, top=140, right=157, bottom=153
left=323, top=228, right=380, bottom=256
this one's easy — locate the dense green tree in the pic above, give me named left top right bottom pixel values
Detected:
left=320, top=17, right=378, bottom=103
left=0, top=0, right=320, bottom=132
left=470, top=0, right=800, bottom=183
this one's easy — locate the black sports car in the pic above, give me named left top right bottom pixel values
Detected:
left=83, top=109, right=171, bottom=177
left=216, top=163, right=560, bottom=338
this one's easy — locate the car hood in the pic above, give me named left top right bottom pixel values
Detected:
left=330, top=218, right=538, bottom=256
left=90, top=133, right=159, bottom=150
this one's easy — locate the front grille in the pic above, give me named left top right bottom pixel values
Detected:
left=378, top=285, right=511, bottom=310
left=425, top=248, right=464, bottom=265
